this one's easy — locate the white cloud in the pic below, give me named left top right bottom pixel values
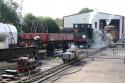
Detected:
left=13, top=0, right=125, bottom=18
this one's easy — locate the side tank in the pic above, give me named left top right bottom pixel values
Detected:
left=0, top=23, right=17, bottom=48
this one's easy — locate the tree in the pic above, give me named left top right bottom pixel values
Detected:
left=23, top=14, right=60, bottom=33
left=23, top=13, right=37, bottom=33
left=44, top=17, right=60, bottom=33
left=79, top=8, right=93, bottom=14
left=0, top=0, right=19, bottom=27
left=36, top=16, right=47, bottom=33
left=55, top=18, right=63, bottom=30
left=5, top=0, right=19, bottom=10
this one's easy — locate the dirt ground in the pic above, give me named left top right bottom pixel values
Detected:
left=43, top=48, right=125, bottom=83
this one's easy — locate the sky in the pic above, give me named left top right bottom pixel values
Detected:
left=13, top=0, right=125, bottom=18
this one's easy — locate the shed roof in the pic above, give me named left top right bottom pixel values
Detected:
left=64, top=12, right=124, bottom=18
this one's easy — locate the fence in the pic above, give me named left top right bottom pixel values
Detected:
left=82, top=43, right=125, bottom=63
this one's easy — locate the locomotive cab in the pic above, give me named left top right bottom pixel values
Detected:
left=73, top=23, right=93, bottom=48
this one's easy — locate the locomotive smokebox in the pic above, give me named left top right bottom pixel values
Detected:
left=0, top=23, right=17, bottom=48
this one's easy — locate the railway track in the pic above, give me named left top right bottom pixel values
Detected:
left=0, top=49, right=46, bottom=75
left=16, top=46, right=107, bottom=83
left=0, top=63, right=16, bottom=75
left=17, top=63, right=71, bottom=83
left=0, top=46, right=107, bottom=83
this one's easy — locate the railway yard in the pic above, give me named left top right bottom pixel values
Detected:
left=43, top=57, right=125, bottom=83
left=0, top=48, right=87, bottom=82
left=0, top=22, right=125, bottom=83
left=2, top=0, right=125, bottom=82
left=0, top=44, right=124, bottom=83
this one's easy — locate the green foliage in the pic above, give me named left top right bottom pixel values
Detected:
left=23, top=13, right=37, bottom=33
left=55, top=18, right=63, bottom=29
left=44, top=17, right=60, bottom=33
left=0, top=0, right=19, bottom=26
left=23, top=14, right=60, bottom=33
left=0, top=0, right=60, bottom=33
left=79, top=8, right=93, bottom=14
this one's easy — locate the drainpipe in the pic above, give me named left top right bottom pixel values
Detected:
left=122, top=16, right=125, bottom=39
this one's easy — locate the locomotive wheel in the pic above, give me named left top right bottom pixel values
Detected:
left=74, top=56, right=78, bottom=60
left=62, top=59, right=70, bottom=63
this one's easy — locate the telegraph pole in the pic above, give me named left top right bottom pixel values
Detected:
left=19, top=0, right=24, bottom=34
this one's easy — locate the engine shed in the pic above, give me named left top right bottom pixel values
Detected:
left=63, top=12, right=125, bottom=39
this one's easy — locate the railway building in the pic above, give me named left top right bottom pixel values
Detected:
left=63, top=12, right=125, bottom=40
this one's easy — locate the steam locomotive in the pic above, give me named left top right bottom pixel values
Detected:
left=73, top=23, right=93, bottom=48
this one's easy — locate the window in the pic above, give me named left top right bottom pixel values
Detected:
left=95, top=22, right=97, bottom=28
left=74, top=24, right=78, bottom=28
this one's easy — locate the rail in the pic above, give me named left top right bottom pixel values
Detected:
left=0, top=43, right=108, bottom=82
left=16, top=45, right=107, bottom=83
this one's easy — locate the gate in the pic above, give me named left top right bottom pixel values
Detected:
left=86, top=43, right=125, bottom=63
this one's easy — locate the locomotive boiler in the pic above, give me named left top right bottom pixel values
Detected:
left=0, top=23, right=17, bottom=49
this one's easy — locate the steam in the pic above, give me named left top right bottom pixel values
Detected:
left=88, top=9, right=114, bottom=47
left=106, top=15, right=114, bottom=25
left=89, top=9, right=98, bottom=24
